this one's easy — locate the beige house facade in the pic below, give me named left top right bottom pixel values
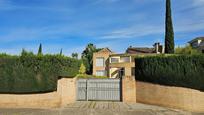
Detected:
left=92, top=48, right=113, bottom=77
left=93, top=43, right=163, bottom=78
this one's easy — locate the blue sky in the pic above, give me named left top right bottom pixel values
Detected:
left=0, top=0, right=204, bottom=56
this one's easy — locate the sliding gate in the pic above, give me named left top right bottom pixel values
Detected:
left=77, top=79, right=121, bottom=101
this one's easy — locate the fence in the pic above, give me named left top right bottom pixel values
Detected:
left=77, top=79, right=121, bottom=101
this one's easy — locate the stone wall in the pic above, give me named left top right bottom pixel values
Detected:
left=0, top=92, right=61, bottom=108
left=122, top=76, right=136, bottom=103
left=2, top=76, right=204, bottom=113
left=136, top=81, right=204, bottom=113
left=0, top=77, right=76, bottom=108
left=58, top=77, right=77, bottom=106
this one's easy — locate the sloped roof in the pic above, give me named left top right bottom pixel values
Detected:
left=188, top=37, right=204, bottom=43
left=126, top=47, right=155, bottom=54
left=98, top=48, right=113, bottom=53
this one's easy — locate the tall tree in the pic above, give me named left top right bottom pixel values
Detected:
left=165, top=0, right=175, bottom=54
left=38, top=43, right=42, bottom=55
left=60, top=49, right=63, bottom=56
left=71, top=53, right=78, bottom=59
left=21, top=48, right=34, bottom=56
left=81, top=43, right=100, bottom=74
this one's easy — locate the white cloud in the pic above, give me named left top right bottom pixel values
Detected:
left=0, top=24, right=77, bottom=42
left=193, top=0, right=204, bottom=6
left=0, top=28, right=54, bottom=42
left=0, top=0, right=15, bottom=10
left=98, top=24, right=163, bottom=40
left=96, top=20, right=204, bottom=41
left=0, top=0, right=73, bottom=13
left=0, top=0, right=204, bottom=55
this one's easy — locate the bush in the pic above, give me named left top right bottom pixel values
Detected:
left=135, top=54, right=204, bottom=91
left=0, top=53, right=81, bottom=93
left=175, top=45, right=202, bottom=54
left=79, top=63, right=86, bottom=74
left=76, top=74, right=108, bottom=79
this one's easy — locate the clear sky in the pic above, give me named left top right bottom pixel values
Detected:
left=0, top=0, right=203, bottom=56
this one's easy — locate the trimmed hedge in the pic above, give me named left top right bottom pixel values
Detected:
left=135, top=54, right=204, bottom=91
left=76, top=74, right=108, bottom=79
left=0, top=53, right=81, bottom=93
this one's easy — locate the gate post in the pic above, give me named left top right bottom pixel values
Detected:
left=58, top=77, right=77, bottom=107
left=122, top=76, right=136, bottom=103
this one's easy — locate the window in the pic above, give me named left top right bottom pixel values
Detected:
left=96, top=57, right=104, bottom=67
left=120, top=56, right=130, bottom=63
left=96, top=70, right=106, bottom=76
left=111, top=58, right=119, bottom=63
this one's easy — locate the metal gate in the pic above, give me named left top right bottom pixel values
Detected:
left=77, top=79, right=121, bottom=101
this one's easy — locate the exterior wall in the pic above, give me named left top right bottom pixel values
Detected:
left=198, top=41, right=204, bottom=52
left=122, top=76, right=136, bottom=103
left=0, top=78, right=76, bottom=108
left=136, top=81, right=204, bottom=113
left=198, top=39, right=202, bottom=45
left=0, top=92, right=61, bottom=108
left=57, top=78, right=77, bottom=106
left=109, top=61, right=135, bottom=77
left=93, top=50, right=112, bottom=77
left=109, top=62, right=135, bottom=68
left=1, top=75, right=204, bottom=112
left=93, top=50, right=157, bottom=78
left=125, top=67, right=132, bottom=76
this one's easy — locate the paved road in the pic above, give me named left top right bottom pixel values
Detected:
left=0, top=101, right=203, bottom=115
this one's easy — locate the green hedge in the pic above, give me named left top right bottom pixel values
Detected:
left=0, top=53, right=81, bottom=93
left=135, top=54, right=204, bottom=91
left=76, top=74, right=108, bottom=79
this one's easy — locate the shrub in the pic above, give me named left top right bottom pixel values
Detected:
left=76, top=74, right=108, bottom=79
left=175, top=45, right=202, bottom=54
left=135, top=54, right=204, bottom=91
left=0, top=53, right=81, bottom=93
left=79, top=63, right=86, bottom=74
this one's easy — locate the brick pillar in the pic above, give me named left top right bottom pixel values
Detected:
left=122, top=76, right=136, bottom=103
left=57, top=77, right=77, bottom=107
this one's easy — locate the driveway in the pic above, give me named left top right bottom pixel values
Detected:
left=0, top=101, right=203, bottom=115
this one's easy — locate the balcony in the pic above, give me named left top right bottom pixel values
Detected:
left=110, top=55, right=135, bottom=63
left=109, top=56, right=135, bottom=68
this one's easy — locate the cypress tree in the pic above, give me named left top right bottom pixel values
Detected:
left=38, top=43, right=42, bottom=55
left=165, top=0, right=175, bottom=54
left=60, top=49, right=63, bottom=56
left=79, top=63, right=86, bottom=74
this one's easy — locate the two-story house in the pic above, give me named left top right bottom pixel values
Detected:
left=188, top=37, right=204, bottom=53
left=93, top=43, right=164, bottom=78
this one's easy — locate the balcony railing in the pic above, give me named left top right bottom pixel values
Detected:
left=110, top=56, right=133, bottom=63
